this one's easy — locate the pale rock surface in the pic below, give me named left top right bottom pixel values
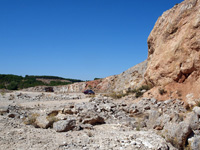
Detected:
left=61, top=124, right=176, bottom=150
left=35, top=115, right=51, bottom=129
left=163, top=122, right=192, bottom=149
left=193, top=106, right=200, bottom=116
left=188, top=135, right=200, bottom=150
left=53, top=119, right=76, bottom=132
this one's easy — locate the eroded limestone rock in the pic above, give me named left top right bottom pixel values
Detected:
left=144, top=0, right=200, bottom=101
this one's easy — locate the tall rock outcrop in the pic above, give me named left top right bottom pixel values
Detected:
left=144, top=0, right=200, bottom=101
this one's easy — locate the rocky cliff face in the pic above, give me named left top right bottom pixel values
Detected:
left=144, top=0, right=200, bottom=101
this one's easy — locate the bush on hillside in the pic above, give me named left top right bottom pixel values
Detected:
left=7, top=81, right=18, bottom=90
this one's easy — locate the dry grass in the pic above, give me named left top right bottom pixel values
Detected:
left=23, top=113, right=39, bottom=127
left=46, top=111, right=60, bottom=127
left=0, top=92, right=5, bottom=96
left=108, top=92, right=126, bottom=99
left=158, top=88, right=167, bottom=95
left=107, top=85, right=152, bottom=99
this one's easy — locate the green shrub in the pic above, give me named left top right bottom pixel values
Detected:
left=0, top=92, right=5, bottom=96
left=0, top=84, right=5, bottom=89
left=138, top=85, right=151, bottom=91
left=132, top=85, right=151, bottom=98
left=88, top=85, right=92, bottom=89
left=7, top=81, right=18, bottom=90
left=108, top=85, right=152, bottom=99
left=135, top=91, right=143, bottom=98
left=158, top=88, right=167, bottom=95
left=94, top=78, right=101, bottom=80
left=136, top=125, right=140, bottom=131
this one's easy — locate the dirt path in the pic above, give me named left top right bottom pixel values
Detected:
left=18, top=98, right=90, bottom=108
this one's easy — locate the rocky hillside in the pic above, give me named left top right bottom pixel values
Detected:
left=144, top=0, right=200, bottom=102
left=29, top=60, right=147, bottom=93
left=84, top=60, right=147, bottom=93
left=113, top=60, right=147, bottom=92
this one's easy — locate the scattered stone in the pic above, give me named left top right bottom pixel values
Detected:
left=82, top=116, right=105, bottom=125
left=79, top=124, right=93, bottom=130
left=35, top=115, right=52, bottom=129
left=8, top=94, right=15, bottom=100
left=0, top=106, right=9, bottom=115
left=53, top=119, right=76, bottom=132
left=8, top=113, right=16, bottom=118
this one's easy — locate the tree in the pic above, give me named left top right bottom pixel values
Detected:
left=7, top=81, right=18, bottom=90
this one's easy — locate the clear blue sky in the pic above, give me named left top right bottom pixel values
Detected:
left=0, top=0, right=183, bottom=80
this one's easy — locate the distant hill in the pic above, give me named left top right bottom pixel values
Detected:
left=0, top=74, right=83, bottom=90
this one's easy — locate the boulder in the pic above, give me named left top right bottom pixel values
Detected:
left=163, top=122, right=192, bottom=149
left=129, top=131, right=175, bottom=150
left=53, top=119, right=76, bottom=132
left=186, top=112, right=200, bottom=130
left=55, top=113, right=68, bottom=120
left=35, top=115, right=51, bottom=129
left=188, top=136, right=200, bottom=150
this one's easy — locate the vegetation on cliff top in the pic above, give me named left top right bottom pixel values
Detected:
left=0, top=74, right=83, bottom=90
